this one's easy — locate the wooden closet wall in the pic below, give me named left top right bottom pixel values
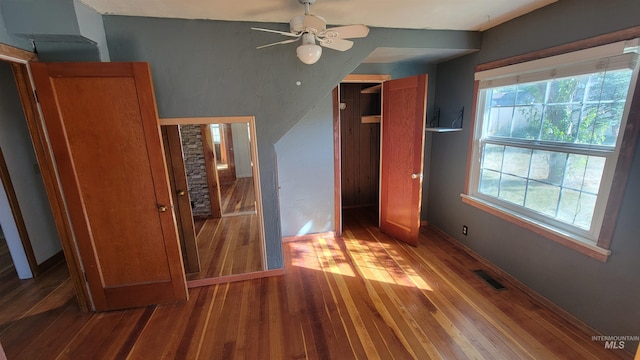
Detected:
left=340, top=83, right=381, bottom=208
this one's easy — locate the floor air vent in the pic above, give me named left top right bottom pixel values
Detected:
left=473, top=269, right=506, bottom=291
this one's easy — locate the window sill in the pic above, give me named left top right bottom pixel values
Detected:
left=460, top=194, right=611, bottom=262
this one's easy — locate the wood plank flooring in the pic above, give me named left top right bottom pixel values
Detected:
left=0, top=208, right=632, bottom=359
left=219, top=177, right=255, bottom=215
left=186, top=214, right=262, bottom=281
left=0, top=235, right=15, bottom=283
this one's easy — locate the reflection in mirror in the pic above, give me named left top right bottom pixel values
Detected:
left=160, top=117, right=265, bottom=284
left=210, top=123, right=256, bottom=216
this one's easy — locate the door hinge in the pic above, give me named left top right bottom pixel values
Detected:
left=33, top=89, right=39, bottom=103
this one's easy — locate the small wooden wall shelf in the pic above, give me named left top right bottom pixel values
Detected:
left=360, top=84, right=381, bottom=94
left=361, top=115, right=381, bottom=124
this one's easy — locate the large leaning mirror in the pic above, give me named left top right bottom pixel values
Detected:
left=159, top=116, right=266, bottom=285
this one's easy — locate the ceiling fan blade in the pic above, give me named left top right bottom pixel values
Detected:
left=320, top=24, right=370, bottom=39
left=290, top=15, right=327, bottom=34
left=303, top=15, right=327, bottom=32
left=251, top=27, right=300, bottom=38
left=319, top=38, right=354, bottom=51
left=256, top=38, right=300, bottom=49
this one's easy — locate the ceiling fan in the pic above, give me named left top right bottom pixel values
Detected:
left=252, top=0, right=369, bottom=64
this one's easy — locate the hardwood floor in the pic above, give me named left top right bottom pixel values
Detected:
left=219, top=177, right=255, bottom=215
left=0, top=208, right=632, bottom=359
left=0, top=234, right=15, bottom=283
left=193, top=217, right=207, bottom=236
left=187, top=214, right=263, bottom=281
left=0, top=257, right=72, bottom=334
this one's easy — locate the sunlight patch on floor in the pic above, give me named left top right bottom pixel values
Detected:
left=288, top=233, right=433, bottom=291
left=344, top=231, right=434, bottom=292
left=289, top=237, right=355, bottom=277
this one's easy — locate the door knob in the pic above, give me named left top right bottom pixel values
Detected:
left=177, top=189, right=186, bottom=196
left=411, top=173, right=422, bottom=180
left=158, top=205, right=168, bottom=212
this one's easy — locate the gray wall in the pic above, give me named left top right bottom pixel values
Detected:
left=0, top=3, right=30, bottom=51
left=103, top=16, right=481, bottom=268
left=0, top=0, right=109, bottom=61
left=430, top=0, right=640, bottom=343
left=276, top=92, right=335, bottom=237
left=0, top=62, right=61, bottom=270
left=0, top=172, right=31, bottom=278
left=73, top=0, right=109, bottom=61
left=3, top=0, right=78, bottom=36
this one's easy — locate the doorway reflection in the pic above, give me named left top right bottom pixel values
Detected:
left=208, top=123, right=256, bottom=216
left=160, top=117, right=265, bottom=283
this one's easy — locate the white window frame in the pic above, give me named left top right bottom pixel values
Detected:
left=463, top=35, right=640, bottom=262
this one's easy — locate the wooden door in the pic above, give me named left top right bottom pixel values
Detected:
left=379, top=74, right=428, bottom=246
left=162, top=125, right=200, bottom=274
left=31, top=62, right=188, bottom=311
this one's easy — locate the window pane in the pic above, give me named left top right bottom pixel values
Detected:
left=498, top=174, right=526, bottom=206
left=587, top=70, right=632, bottom=102
left=548, top=77, right=587, bottom=103
left=530, top=150, right=567, bottom=186
left=583, top=156, right=606, bottom=194
left=541, top=104, right=581, bottom=142
left=491, top=85, right=517, bottom=107
left=502, top=147, right=531, bottom=178
left=525, top=180, right=560, bottom=217
left=479, top=169, right=500, bottom=197
left=516, top=82, right=546, bottom=105
left=529, top=151, right=548, bottom=181
left=510, top=105, right=544, bottom=139
left=482, top=144, right=504, bottom=171
left=563, top=154, right=605, bottom=193
left=557, top=189, right=596, bottom=230
left=577, top=102, right=626, bottom=146
left=487, top=106, right=515, bottom=137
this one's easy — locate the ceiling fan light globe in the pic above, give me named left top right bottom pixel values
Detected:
left=296, top=44, right=322, bottom=64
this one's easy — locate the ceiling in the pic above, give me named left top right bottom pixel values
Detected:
left=80, top=0, right=557, bottom=63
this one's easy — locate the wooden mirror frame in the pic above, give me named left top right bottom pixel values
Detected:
left=159, top=116, right=268, bottom=287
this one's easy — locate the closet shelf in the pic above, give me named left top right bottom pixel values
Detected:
left=360, top=84, right=382, bottom=94
left=361, top=115, right=381, bottom=124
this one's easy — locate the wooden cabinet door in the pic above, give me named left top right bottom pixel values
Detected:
left=31, top=62, right=188, bottom=311
left=379, top=74, right=427, bottom=246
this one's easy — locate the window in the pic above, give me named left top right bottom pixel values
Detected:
left=465, top=38, right=640, bottom=257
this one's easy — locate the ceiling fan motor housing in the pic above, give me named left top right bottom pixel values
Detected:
left=298, top=0, right=316, bottom=6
